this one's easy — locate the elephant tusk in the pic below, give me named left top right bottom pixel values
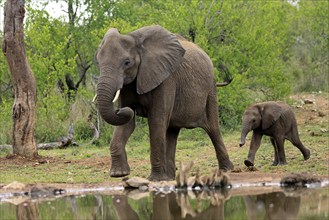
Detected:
left=92, top=94, right=97, bottom=103
left=113, top=90, right=120, bottom=103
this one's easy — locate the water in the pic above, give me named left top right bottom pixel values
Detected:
left=0, top=186, right=328, bottom=219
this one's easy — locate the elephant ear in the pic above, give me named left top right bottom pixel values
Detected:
left=129, top=25, right=185, bottom=94
left=260, top=102, right=283, bottom=130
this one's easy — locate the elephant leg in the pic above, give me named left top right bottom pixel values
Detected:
left=205, top=127, right=233, bottom=171
left=148, top=117, right=169, bottom=181
left=166, top=127, right=180, bottom=180
left=245, top=132, right=262, bottom=167
left=147, top=82, right=175, bottom=181
left=203, top=93, right=233, bottom=171
left=109, top=115, right=135, bottom=177
left=270, top=138, right=279, bottom=166
left=273, top=135, right=287, bottom=165
left=289, top=129, right=311, bottom=160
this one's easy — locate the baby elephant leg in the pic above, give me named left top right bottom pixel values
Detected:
left=272, top=136, right=287, bottom=165
left=290, top=129, right=311, bottom=161
left=245, top=132, right=262, bottom=167
left=270, top=138, right=279, bottom=166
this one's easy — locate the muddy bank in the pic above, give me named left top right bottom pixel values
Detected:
left=1, top=172, right=328, bottom=204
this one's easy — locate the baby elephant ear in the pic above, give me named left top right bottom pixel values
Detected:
left=129, top=25, right=185, bottom=94
left=261, top=102, right=284, bottom=130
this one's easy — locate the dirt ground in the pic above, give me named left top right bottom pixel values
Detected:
left=1, top=93, right=328, bottom=193
left=290, top=92, right=329, bottom=126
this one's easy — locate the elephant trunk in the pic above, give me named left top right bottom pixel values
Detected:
left=96, top=76, right=134, bottom=126
left=239, top=124, right=250, bottom=147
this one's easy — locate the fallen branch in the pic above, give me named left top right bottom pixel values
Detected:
left=36, top=142, right=64, bottom=150
left=1, top=138, right=77, bottom=151
left=0, top=123, right=77, bottom=151
left=0, top=144, right=12, bottom=151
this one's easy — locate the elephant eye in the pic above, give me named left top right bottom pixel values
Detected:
left=123, top=58, right=131, bottom=67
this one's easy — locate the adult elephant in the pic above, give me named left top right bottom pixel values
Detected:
left=239, top=101, right=310, bottom=167
left=95, top=25, right=233, bottom=181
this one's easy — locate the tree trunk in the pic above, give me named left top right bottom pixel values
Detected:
left=2, top=0, right=38, bottom=158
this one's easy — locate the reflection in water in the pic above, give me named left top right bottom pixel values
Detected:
left=16, top=202, right=39, bottom=220
left=244, top=192, right=300, bottom=220
left=113, top=191, right=226, bottom=220
left=0, top=188, right=328, bottom=220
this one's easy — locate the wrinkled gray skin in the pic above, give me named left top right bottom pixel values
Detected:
left=96, top=25, right=233, bottom=181
left=239, top=101, right=310, bottom=167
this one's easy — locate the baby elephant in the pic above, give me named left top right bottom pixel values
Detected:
left=239, top=101, right=310, bottom=167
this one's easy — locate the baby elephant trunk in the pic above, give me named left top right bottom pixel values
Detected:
left=239, top=126, right=250, bottom=147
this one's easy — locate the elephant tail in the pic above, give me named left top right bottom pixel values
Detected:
left=216, top=62, right=233, bottom=87
left=216, top=81, right=232, bottom=87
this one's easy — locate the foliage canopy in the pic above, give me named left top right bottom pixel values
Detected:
left=0, top=0, right=328, bottom=144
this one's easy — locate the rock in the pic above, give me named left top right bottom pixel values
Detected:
left=127, top=189, right=150, bottom=200
left=280, top=173, right=321, bottom=187
left=304, top=99, right=314, bottom=104
left=318, top=111, right=326, bottom=117
left=125, top=177, right=150, bottom=188
left=3, top=181, right=26, bottom=190
left=310, top=131, right=323, bottom=136
left=139, top=185, right=149, bottom=191
left=29, top=187, right=65, bottom=198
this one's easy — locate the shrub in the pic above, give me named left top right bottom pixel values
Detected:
left=74, top=120, right=94, bottom=141
left=0, top=99, right=13, bottom=144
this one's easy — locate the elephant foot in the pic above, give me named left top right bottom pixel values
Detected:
left=303, top=149, right=311, bottom=160
left=110, top=162, right=130, bottom=178
left=277, top=161, right=287, bottom=166
left=272, top=159, right=287, bottom=166
left=244, top=159, right=254, bottom=167
left=166, top=170, right=176, bottom=181
left=219, top=160, right=234, bottom=171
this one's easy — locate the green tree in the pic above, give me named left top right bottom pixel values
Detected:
left=1, top=0, right=327, bottom=145
left=111, top=0, right=293, bottom=128
left=288, top=0, right=329, bottom=92
left=21, top=1, right=120, bottom=142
